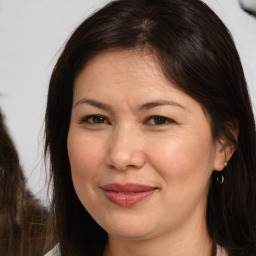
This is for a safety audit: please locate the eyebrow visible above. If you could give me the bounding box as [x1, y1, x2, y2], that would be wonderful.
[138, 100, 185, 111]
[73, 99, 112, 111]
[73, 98, 185, 111]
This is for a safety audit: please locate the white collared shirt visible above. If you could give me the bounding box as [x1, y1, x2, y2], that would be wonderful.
[44, 244, 228, 256]
[216, 245, 228, 256]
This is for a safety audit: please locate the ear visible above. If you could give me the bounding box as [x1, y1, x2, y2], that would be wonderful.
[213, 120, 238, 171]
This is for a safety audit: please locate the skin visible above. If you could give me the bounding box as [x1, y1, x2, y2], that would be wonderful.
[67, 49, 231, 256]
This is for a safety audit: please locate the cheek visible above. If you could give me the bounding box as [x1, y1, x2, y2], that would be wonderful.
[67, 132, 107, 210]
[146, 133, 215, 223]
[67, 132, 106, 193]
[146, 132, 215, 187]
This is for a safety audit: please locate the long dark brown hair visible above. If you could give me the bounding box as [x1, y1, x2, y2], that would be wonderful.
[45, 0, 256, 255]
[0, 109, 49, 255]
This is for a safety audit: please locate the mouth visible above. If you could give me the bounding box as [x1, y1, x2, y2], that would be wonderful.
[100, 183, 158, 207]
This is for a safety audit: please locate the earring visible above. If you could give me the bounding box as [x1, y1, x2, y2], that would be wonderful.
[216, 174, 224, 184]
[216, 162, 227, 184]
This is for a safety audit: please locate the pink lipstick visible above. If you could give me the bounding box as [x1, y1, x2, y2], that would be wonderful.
[101, 183, 157, 207]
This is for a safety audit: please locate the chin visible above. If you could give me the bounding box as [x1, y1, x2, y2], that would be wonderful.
[100, 213, 156, 240]
[107, 228, 153, 241]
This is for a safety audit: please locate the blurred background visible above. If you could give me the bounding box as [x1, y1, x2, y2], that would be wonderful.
[0, 0, 256, 205]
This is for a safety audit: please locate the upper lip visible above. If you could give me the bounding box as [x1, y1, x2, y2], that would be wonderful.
[101, 183, 157, 192]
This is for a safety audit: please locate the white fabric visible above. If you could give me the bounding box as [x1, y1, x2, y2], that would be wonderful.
[45, 244, 228, 256]
[216, 245, 228, 256]
[44, 245, 59, 256]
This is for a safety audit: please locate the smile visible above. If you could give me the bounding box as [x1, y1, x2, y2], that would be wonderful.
[101, 183, 157, 207]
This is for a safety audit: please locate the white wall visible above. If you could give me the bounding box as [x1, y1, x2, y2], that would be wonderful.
[0, 0, 256, 204]
[0, 0, 111, 203]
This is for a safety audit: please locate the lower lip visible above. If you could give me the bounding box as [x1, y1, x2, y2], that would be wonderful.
[102, 189, 156, 207]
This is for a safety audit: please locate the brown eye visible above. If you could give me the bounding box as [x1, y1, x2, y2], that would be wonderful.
[147, 116, 174, 125]
[153, 117, 168, 125]
[80, 115, 109, 124]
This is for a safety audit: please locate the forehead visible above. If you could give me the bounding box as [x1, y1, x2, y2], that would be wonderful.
[74, 50, 210, 117]
[75, 49, 166, 88]
[74, 49, 189, 105]
[75, 49, 190, 100]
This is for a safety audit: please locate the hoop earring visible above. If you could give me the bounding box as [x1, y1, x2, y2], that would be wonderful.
[216, 174, 224, 184]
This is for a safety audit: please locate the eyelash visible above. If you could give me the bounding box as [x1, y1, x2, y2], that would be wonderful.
[79, 115, 175, 126]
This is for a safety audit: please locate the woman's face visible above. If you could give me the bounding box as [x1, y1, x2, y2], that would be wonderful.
[68, 50, 226, 241]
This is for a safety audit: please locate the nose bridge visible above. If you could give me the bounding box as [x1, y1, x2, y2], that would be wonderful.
[106, 123, 145, 171]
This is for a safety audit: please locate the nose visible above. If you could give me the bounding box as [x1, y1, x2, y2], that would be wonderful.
[105, 125, 145, 171]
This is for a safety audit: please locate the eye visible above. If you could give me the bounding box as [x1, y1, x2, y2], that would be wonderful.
[146, 115, 175, 125]
[80, 115, 110, 125]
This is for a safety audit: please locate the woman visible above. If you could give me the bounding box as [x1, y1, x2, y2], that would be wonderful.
[45, 0, 256, 255]
[0, 109, 50, 255]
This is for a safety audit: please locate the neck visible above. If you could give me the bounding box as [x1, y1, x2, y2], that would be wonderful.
[104, 215, 212, 256]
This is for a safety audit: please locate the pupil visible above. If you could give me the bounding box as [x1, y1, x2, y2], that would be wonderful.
[94, 116, 104, 123]
[155, 117, 165, 124]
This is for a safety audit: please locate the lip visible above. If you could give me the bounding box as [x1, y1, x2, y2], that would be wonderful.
[100, 183, 157, 207]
